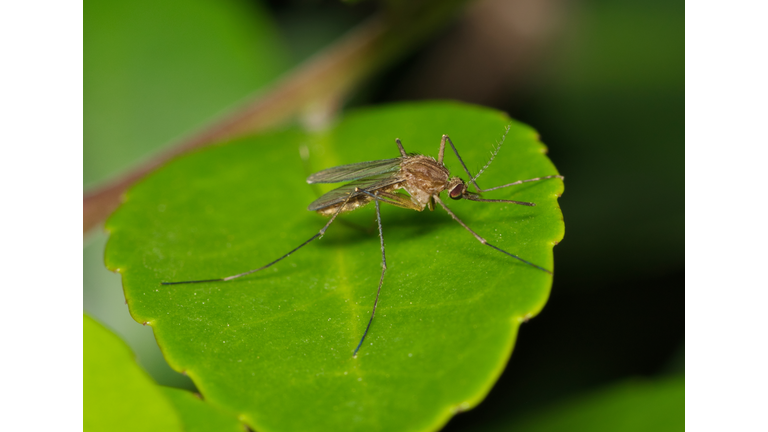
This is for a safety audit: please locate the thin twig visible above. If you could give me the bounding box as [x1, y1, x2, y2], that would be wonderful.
[84, 3, 469, 234]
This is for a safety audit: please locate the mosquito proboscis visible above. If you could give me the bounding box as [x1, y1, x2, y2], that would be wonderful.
[162, 126, 564, 357]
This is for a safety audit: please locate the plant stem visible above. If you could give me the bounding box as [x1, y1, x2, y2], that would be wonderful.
[84, 2, 468, 234]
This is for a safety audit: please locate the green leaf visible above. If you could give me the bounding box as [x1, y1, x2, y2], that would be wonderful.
[84, 0, 289, 187]
[105, 101, 564, 432]
[489, 376, 685, 432]
[162, 387, 244, 432]
[83, 314, 183, 432]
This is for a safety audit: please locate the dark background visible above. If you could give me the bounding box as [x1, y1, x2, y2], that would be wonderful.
[362, 1, 684, 429]
[84, 0, 684, 429]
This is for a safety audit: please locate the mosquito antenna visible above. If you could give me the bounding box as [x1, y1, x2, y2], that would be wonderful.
[353, 189, 387, 357]
[433, 195, 553, 275]
[470, 124, 510, 184]
[464, 194, 535, 207]
[161, 192, 356, 285]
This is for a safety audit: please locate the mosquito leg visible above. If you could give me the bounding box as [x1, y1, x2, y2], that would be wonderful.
[300, 146, 372, 233]
[161, 192, 357, 285]
[476, 175, 564, 193]
[464, 195, 536, 206]
[442, 135, 482, 191]
[437, 134, 446, 165]
[445, 127, 511, 189]
[443, 129, 563, 194]
[353, 189, 388, 357]
[433, 195, 553, 275]
[375, 190, 422, 211]
[396, 138, 407, 157]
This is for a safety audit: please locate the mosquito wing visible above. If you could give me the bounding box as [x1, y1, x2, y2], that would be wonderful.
[307, 174, 404, 211]
[306, 158, 402, 184]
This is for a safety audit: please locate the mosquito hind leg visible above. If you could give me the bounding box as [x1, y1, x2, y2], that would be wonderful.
[161, 192, 357, 285]
[433, 195, 553, 275]
[353, 190, 388, 357]
[375, 190, 422, 211]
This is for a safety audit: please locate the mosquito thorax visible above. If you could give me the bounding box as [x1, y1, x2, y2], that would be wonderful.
[447, 178, 467, 200]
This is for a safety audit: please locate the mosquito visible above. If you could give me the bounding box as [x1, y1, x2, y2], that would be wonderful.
[162, 126, 563, 357]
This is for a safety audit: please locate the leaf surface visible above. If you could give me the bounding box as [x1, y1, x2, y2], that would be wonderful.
[105, 101, 564, 432]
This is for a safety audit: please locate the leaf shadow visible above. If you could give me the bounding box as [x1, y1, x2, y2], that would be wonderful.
[314, 203, 538, 249]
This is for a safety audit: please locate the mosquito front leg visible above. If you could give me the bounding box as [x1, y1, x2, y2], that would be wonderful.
[433, 195, 553, 275]
[437, 134, 446, 165]
[477, 175, 564, 193]
[354, 189, 388, 357]
[161, 192, 356, 285]
[443, 129, 563, 194]
[442, 135, 482, 191]
[462, 195, 536, 206]
[396, 138, 407, 157]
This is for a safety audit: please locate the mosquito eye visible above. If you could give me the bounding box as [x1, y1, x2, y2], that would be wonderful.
[449, 184, 464, 200]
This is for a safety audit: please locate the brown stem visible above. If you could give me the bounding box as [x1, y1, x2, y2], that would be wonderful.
[84, 3, 468, 234]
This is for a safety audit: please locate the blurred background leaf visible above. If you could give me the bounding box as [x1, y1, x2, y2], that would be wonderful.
[84, 0, 289, 187]
[162, 387, 244, 432]
[83, 314, 183, 432]
[84, 314, 246, 431]
[482, 376, 684, 432]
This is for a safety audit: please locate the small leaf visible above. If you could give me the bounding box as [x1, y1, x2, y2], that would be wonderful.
[490, 376, 685, 432]
[106, 101, 564, 432]
[162, 387, 244, 432]
[83, 314, 183, 432]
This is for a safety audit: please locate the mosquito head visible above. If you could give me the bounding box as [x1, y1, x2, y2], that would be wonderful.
[447, 177, 467, 200]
